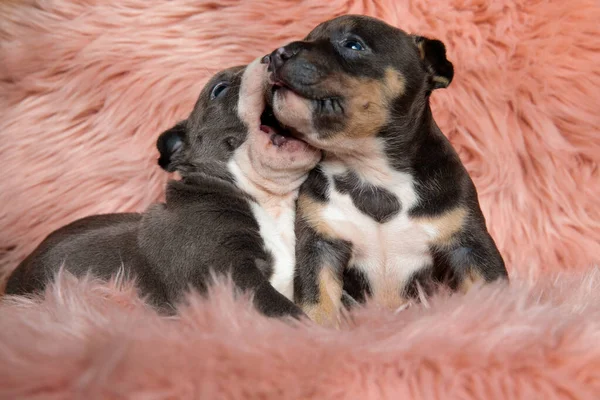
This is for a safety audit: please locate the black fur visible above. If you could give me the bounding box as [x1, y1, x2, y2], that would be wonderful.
[301, 166, 330, 202]
[156, 122, 186, 172]
[333, 171, 401, 223]
[341, 267, 372, 307]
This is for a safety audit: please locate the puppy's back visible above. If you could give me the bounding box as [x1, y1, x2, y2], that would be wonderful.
[5, 213, 143, 295]
[139, 174, 267, 297]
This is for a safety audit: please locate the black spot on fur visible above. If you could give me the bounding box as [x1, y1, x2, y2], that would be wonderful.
[333, 171, 400, 223]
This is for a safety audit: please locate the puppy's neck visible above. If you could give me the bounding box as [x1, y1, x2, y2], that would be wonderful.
[325, 103, 447, 183]
[178, 161, 235, 183]
[323, 139, 397, 186]
[227, 158, 305, 212]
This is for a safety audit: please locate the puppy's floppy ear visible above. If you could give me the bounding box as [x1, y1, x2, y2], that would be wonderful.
[156, 121, 186, 172]
[413, 36, 454, 90]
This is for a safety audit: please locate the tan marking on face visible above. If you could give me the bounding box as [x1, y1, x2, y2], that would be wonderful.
[272, 68, 404, 153]
[416, 40, 426, 60]
[414, 207, 468, 248]
[297, 193, 339, 240]
[432, 76, 450, 87]
[324, 67, 406, 140]
[459, 269, 485, 294]
[303, 266, 343, 327]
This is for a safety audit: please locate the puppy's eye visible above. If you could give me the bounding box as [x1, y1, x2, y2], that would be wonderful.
[342, 40, 365, 51]
[210, 82, 229, 100]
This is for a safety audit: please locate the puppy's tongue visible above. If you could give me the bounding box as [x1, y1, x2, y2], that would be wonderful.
[271, 133, 288, 146]
[260, 124, 289, 147]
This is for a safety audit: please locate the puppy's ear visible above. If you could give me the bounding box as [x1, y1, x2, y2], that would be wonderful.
[413, 36, 454, 90]
[156, 121, 186, 172]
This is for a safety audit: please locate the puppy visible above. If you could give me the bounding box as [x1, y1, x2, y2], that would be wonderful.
[263, 15, 508, 324]
[5, 59, 321, 318]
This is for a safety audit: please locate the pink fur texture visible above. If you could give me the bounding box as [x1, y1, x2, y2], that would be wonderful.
[1, 0, 599, 278]
[1, 270, 600, 399]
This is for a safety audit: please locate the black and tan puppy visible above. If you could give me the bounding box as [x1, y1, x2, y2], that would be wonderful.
[5, 59, 321, 318]
[263, 15, 508, 324]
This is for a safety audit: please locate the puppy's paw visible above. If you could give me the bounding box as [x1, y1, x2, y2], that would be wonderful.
[305, 303, 342, 329]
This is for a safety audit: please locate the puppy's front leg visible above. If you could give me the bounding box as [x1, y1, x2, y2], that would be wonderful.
[414, 205, 508, 293]
[232, 260, 306, 319]
[302, 262, 343, 327]
[294, 216, 352, 327]
[438, 227, 508, 293]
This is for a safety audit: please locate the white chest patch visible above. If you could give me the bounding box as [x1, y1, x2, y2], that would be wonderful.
[248, 201, 296, 300]
[321, 163, 435, 306]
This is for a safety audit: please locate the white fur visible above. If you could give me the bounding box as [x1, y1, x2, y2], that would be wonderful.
[319, 146, 439, 305]
[248, 202, 296, 300]
[227, 159, 296, 300]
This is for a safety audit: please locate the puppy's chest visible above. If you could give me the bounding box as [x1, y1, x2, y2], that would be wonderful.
[249, 200, 296, 300]
[318, 166, 435, 288]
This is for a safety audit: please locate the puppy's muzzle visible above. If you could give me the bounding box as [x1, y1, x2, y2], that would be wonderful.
[264, 45, 298, 73]
[262, 42, 320, 89]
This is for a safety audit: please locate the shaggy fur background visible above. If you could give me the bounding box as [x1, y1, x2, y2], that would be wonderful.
[2, 271, 600, 399]
[1, 0, 599, 398]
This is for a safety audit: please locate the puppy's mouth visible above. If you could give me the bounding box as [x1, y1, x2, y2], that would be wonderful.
[269, 75, 319, 100]
[260, 104, 302, 148]
[269, 75, 343, 115]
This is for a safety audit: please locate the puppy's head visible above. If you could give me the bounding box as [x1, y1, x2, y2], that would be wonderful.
[263, 15, 453, 153]
[157, 60, 321, 194]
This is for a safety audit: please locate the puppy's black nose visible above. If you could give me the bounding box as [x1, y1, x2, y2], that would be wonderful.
[276, 45, 298, 61]
[267, 43, 302, 72]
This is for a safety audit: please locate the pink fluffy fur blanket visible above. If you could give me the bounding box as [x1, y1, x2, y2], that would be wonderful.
[1, 0, 599, 398]
[0, 270, 599, 399]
